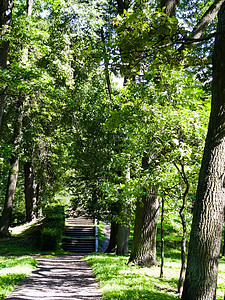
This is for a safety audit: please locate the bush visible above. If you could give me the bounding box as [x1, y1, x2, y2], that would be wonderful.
[43, 215, 65, 231]
[44, 205, 65, 217]
[41, 205, 65, 251]
[40, 228, 62, 251]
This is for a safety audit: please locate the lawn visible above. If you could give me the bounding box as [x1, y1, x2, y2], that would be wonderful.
[85, 253, 225, 300]
[0, 256, 37, 299]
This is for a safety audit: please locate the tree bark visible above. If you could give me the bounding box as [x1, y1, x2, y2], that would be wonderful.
[191, 0, 225, 40]
[182, 4, 225, 299]
[105, 221, 118, 253]
[128, 185, 159, 267]
[128, 152, 159, 267]
[116, 222, 130, 255]
[160, 0, 179, 17]
[0, 99, 23, 236]
[24, 162, 36, 222]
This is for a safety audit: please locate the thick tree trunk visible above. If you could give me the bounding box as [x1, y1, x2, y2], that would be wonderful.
[0, 155, 19, 236]
[116, 221, 130, 255]
[0, 99, 23, 236]
[128, 186, 159, 267]
[24, 162, 35, 222]
[0, 0, 13, 68]
[182, 5, 225, 299]
[105, 221, 118, 253]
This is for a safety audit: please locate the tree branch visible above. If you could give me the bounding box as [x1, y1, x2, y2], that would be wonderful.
[191, 0, 225, 40]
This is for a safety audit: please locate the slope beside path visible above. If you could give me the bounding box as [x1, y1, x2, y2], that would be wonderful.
[5, 255, 102, 300]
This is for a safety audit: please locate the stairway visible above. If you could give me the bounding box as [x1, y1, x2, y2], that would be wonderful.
[62, 216, 98, 253]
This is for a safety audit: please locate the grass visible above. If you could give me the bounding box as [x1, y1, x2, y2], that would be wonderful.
[85, 253, 225, 300]
[0, 218, 68, 299]
[0, 218, 224, 300]
[0, 256, 37, 299]
[0, 218, 68, 256]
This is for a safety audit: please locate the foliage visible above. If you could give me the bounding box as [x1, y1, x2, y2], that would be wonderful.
[41, 205, 65, 250]
[41, 228, 62, 251]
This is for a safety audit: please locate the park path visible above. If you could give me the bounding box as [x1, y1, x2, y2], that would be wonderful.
[5, 255, 102, 300]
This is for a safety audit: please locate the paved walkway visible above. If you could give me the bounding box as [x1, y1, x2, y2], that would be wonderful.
[5, 255, 102, 300]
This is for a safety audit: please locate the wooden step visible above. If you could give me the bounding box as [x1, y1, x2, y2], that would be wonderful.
[66, 216, 95, 226]
[64, 226, 95, 237]
[62, 238, 96, 253]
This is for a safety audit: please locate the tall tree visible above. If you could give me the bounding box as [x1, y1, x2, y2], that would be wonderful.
[0, 0, 13, 130]
[0, 0, 32, 236]
[0, 99, 23, 236]
[128, 154, 159, 267]
[182, 3, 225, 299]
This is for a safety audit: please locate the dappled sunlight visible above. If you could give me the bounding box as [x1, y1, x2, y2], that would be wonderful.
[5, 255, 101, 300]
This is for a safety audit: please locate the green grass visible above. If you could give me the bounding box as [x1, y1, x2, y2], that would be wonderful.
[85, 254, 225, 300]
[0, 256, 37, 299]
[0, 218, 69, 256]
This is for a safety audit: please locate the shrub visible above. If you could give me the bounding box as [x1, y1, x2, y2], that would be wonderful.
[43, 215, 65, 231]
[41, 205, 65, 251]
[40, 228, 62, 251]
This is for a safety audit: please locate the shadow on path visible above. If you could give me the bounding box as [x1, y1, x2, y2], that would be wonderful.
[5, 255, 102, 300]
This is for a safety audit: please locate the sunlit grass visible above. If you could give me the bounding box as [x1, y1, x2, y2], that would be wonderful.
[85, 254, 225, 300]
[0, 256, 37, 299]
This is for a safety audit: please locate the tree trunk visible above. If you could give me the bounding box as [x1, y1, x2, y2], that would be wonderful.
[182, 5, 225, 299]
[100, 28, 112, 101]
[0, 0, 13, 130]
[160, 0, 179, 17]
[24, 162, 35, 222]
[128, 185, 159, 267]
[160, 196, 165, 278]
[178, 175, 189, 294]
[105, 221, 118, 253]
[35, 183, 42, 217]
[0, 0, 13, 68]
[0, 99, 23, 236]
[116, 221, 130, 255]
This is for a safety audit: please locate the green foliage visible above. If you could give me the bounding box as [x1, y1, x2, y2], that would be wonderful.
[41, 228, 62, 251]
[41, 205, 65, 251]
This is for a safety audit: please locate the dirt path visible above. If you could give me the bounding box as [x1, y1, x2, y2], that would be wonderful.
[5, 255, 102, 300]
